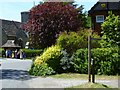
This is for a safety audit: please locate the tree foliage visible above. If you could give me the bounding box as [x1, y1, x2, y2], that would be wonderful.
[24, 2, 83, 49]
[101, 12, 120, 47]
[57, 29, 100, 55]
[24, 2, 88, 48]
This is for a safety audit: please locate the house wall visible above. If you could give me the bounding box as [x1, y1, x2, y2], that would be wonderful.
[90, 10, 120, 35]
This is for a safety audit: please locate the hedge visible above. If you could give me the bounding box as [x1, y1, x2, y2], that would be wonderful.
[0, 48, 3, 57]
[73, 47, 119, 75]
[30, 47, 119, 76]
[21, 49, 43, 58]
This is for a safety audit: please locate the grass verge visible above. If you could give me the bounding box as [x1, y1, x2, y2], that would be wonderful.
[65, 83, 120, 90]
[50, 73, 118, 80]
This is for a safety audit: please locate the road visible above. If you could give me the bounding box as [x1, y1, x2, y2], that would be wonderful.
[0, 58, 33, 89]
[0, 58, 119, 89]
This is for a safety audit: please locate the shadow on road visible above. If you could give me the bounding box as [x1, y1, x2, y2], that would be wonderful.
[0, 69, 35, 81]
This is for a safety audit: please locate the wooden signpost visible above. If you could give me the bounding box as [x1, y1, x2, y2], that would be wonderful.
[88, 35, 101, 83]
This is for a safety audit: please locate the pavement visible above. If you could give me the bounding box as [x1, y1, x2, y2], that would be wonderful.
[0, 58, 119, 89]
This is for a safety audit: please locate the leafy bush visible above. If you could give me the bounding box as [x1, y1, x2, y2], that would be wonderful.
[0, 49, 6, 57]
[21, 49, 43, 58]
[101, 12, 120, 47]
[29, 63, 55, 76]
[57, 30, 101, 54]
[60, 50, 74, 72]
[72, 49, 88, 74]
[34, 45, 63, 73]
[92, 47, 119, 75]
[0, 48, 3, 57]
[72, 48, 119, 75]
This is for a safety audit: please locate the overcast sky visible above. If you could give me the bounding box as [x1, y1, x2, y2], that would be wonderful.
[0, 0, 98, 22]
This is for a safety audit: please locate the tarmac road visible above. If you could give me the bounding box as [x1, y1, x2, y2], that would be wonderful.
[0, 58, 119, 89]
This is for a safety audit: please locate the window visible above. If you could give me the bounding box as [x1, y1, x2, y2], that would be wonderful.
[96, 15, 104, 23]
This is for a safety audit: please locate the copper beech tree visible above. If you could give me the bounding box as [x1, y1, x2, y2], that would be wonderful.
[24, 2, 83, 49]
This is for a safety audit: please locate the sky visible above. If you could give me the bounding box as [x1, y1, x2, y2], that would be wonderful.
[0, 0, 98, 22]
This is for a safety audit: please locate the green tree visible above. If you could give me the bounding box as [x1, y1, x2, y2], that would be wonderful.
[101, 12, 120, 47]
[57, 29, 100, 55]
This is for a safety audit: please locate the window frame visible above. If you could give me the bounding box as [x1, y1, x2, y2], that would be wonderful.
[96, 15, 104, 23]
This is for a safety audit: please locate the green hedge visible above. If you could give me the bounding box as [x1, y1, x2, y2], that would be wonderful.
[0, 48, 5, 57]
[21, 49, 43, 58]
[92, 48, 119, 75]
[0, 48, 3, 57]
[73, 47, 119, 75]
[30, 47, 119, 76]
[0, 49, 43, 58]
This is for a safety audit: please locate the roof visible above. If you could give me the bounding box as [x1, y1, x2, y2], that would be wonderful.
[1, 19, 22, 36]
[1, 40, 21, 48]
[88, 0, 120, 14]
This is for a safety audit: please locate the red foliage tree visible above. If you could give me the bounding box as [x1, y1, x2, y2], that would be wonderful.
[24, 2, 81, 49]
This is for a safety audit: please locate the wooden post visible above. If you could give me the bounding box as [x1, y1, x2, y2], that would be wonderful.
[92, 58, 95, 83]
[88, 35, 91, 82]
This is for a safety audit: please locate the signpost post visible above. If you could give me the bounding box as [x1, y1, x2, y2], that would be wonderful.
[88, 35, 91, 82]
[88, 35, 101, 83]
[91, 58, 95, 83]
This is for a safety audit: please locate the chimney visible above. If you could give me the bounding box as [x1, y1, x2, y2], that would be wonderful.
[21, 11, 29, 23]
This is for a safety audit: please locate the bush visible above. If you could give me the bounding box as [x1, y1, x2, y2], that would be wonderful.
[72, 49, 88, 74]
[101, 12, 120, 47]
[21, 49, 43, 58]
[57, 30, 101, 54]
[92, 47, 119, 75]
[60, 50, 74, 72]
[34, 45, 63, 74]
[0, 49, 6, 58]
[29, 63, 55, 76]
[0, 48, 3, 57]
[72, 47, 119, 75]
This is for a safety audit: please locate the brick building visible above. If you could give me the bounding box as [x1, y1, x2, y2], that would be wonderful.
[88, 0, 120, 34]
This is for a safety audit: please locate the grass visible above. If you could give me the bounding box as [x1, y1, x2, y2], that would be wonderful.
[50, 73, 118, 80]
[65, 82, 111, 89]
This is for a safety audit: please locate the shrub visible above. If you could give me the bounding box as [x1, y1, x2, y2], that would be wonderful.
[0, 48, 5, 57]
[34, 45, 63, 73]
[21, 49, 43, 58]
[0, 48, 3, 57]
[57, 30, 101, 54]
[29, 63, 55, 76]
[72, 47, 119, 75]
[60, 50, 74, 72]
[92, 47, 119, 75]
[72, 49, 88, 74]
[101, 12, 120, 47]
